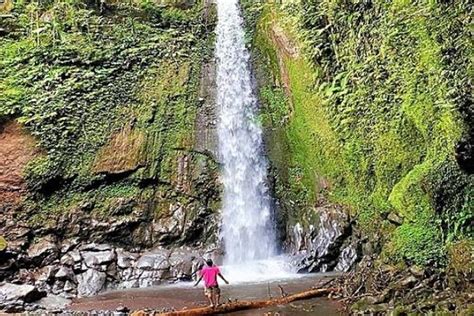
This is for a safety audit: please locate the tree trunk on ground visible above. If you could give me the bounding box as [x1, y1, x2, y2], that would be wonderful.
[149, 287, 339, 316]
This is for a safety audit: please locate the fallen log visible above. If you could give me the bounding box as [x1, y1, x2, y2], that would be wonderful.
[156, 287, 340, 315]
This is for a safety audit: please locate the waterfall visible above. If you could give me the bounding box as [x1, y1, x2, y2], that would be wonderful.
[215, 0, 277, 265]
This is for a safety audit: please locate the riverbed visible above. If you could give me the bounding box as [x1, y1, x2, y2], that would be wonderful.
[69, 274, 343, 315]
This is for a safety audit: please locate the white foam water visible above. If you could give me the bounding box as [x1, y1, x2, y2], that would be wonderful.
[221, 257, 301, 284]
[215, 0, 294, 282]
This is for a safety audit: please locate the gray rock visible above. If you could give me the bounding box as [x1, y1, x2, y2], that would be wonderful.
[60, 254, 75, 266]
[169, 249, 196, 280]
[27, 237, 58, 265]
[310, 208, 349, 258]
[0, 283, 45, 303]
[136, 250, 170, 271]
[77, 269, 107, 297]
[64, 280, 76, 293]
[116, 249, 136, 269]
[60, 239, 79, 254]
[136, 255, 155, 270]
[387, 212, 403, 225]
[153, 204, 186, 240]
[35, 265, 58, 283]
[116, 305, 129, 312]
[137, 270, 163, 287]
[51, 281, 65, 295]
[68, 250, 82, 263]
[106, 262, 119, 280]
[82, 250, 116, 266]
[3, 302, 25, 313]
[80, 243, 112, 252]
[3, 226, 30, 252]
[294, 206, 351, 273]
[291, 223, 305, 252]
[335, 242, 359, 272]
[55, 266, 75, 280]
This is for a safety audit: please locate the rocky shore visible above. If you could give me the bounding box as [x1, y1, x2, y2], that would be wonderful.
[0, 202, 360, 313]
[0, 240, 219, 313]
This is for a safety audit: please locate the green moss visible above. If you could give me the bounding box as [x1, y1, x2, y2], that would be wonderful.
[387, 217, 446, 266]
[2, 0, 218, 220]
[249, 0, 472, 266]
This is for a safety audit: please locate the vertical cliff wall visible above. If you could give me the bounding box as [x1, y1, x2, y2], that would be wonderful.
[244, 0, 472, 269]
[0, 0, 220, 250]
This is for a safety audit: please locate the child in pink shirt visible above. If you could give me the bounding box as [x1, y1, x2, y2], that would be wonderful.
[194, 259, 229, 307]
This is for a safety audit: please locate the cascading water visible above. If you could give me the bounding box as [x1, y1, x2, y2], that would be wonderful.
[216, 0, 276, 264]
[215, 0, 294, 282]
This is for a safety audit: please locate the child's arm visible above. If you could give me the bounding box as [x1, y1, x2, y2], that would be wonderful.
[218, 273, 229, 284]
[194, 275, 203, 286]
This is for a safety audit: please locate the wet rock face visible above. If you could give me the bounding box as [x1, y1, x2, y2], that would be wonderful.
[288, 206, 360, 273]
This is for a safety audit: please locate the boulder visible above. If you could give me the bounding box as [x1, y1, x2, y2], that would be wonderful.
[60, 239, 79, 254]
[153, 204, 186, 243]
[35, 265, 58, 283]
[294, 206, 352, 273]
[169, 251, 195, 280]
[27, 237, 59, 266]
[3, 226, 30, 252]
[82, 250, 116, 266]
[116, 249, 136, 269]
[68, 250, 82, 263]
[51, 280, 65, 295]
[77, 269, 107, 297]
[0, 283, 45, 303]
[335, 242, 359, 272]
[55, 266, 75, 280]
[136, 249, 170, 271]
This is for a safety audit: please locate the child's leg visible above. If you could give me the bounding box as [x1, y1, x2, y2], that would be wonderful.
[215, 287, 221, 306]
[205, 289, 214, 307]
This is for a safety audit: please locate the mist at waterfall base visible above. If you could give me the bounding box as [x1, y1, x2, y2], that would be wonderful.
[215, 0, 296, 283]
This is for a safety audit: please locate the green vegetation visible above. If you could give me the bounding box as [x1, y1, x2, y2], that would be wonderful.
[246, 0, 473, 266]
[1, 0, 217, 218]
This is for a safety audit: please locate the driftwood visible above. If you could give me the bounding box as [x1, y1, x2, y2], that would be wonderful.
[155, 287, 339, 315]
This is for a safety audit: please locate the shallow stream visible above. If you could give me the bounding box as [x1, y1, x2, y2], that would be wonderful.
[69, 274, 343, 315]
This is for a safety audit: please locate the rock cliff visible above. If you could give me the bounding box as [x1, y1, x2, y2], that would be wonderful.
[1, 0, 222, 310]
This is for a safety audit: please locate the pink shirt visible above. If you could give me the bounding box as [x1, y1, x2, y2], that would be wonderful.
[200, 266, 220, 288]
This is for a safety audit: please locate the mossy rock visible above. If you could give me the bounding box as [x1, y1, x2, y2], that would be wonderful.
[0, 236, 7, 251]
